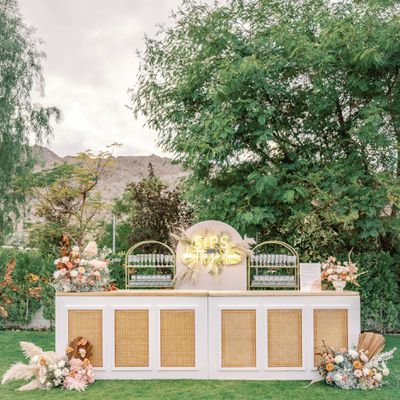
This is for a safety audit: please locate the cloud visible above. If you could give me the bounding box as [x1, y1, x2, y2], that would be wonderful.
[19, 0, 182, 157]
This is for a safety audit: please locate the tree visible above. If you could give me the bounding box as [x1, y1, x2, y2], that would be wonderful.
[132, 0, 400, 259]
[100, 164, 192, 252]
[0, 0, 61, 242]
[16, 150, 111, 254]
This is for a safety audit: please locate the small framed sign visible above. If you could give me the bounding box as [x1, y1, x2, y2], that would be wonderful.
[300, 263, 321, 291]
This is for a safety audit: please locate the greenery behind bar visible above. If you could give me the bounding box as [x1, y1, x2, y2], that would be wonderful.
[1, 0, 400, 332]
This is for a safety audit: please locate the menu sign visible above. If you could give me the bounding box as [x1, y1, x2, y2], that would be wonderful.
[300, 263, 321, 291]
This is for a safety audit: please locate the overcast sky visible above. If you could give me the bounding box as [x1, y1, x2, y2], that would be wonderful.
[19, 0, 184, 157]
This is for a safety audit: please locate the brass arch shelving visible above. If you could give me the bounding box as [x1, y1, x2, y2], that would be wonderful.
[125, 240, 176, 289]
[247, 240, 300, 290]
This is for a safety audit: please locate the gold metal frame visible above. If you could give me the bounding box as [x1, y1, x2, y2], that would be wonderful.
[125, 240, 176, 290]
[247, 240, 300, 290]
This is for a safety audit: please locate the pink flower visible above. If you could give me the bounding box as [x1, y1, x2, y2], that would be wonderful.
[89, 260, 107, 270]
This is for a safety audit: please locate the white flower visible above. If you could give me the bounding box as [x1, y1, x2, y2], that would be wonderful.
[354, 369, 363, 378]
[70, 270, 78, 278]
[382, 367, 389, 376]
[348, 349, 359, 359]
[333, 373, 343, 382]
[79, 348, 86, 357]
[57, 360, 65, 368]
[72, 246, 80, 253]
[360, 353, 369, 362]
[53, 271, 60, 279]
[327, 268, 333, 274]
[374, 372, 382, 382]
[48, 363, 56, 371]
[54, 259, 61, 265]
[61, 256, 70, 263]
[78, 266, 85, 274]
[54, 368, 62, 378]
[80, 259, 89, 266]
[363, 367, 371, 376]
[83, 241, 98, 258]
[31, 355, 39, 364]
[334, 355, 344, 364]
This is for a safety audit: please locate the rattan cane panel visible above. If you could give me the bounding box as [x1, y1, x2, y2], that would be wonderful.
[314, 309, 348, 366]
[68, 310, 103, 367]
[160, 309, 195, 367]
[221, 310, 256, 368]
[114, 310, 149, 367]
[267, 309, 302, 367]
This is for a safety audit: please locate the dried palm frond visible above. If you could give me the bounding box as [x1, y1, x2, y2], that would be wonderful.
[357, 332, 385, 358]
[67, 337, 93, 361]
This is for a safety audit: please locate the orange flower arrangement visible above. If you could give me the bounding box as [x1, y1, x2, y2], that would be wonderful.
[353, 360, 362, 369]
[326, 363, 334, 371]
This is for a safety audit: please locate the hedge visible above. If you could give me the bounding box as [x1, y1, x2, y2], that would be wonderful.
[1, 249, 399, 333]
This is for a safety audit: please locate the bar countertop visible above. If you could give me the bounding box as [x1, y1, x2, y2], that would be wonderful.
[56, 290, 359, 297]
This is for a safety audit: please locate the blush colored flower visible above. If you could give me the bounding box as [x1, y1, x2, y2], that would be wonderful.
[354, 369, 363, 378]
[83, 241, 98, 258]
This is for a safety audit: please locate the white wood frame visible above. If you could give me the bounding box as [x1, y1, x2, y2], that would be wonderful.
[56, 292, 360, 380]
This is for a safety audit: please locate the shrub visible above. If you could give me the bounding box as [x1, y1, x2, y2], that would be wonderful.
[347, 252, 400, 334]
[0, 248, 55, 327]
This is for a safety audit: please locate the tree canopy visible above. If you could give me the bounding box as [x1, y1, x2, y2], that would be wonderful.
[0, 0, 60, 242]
[132, 0, 400, 259]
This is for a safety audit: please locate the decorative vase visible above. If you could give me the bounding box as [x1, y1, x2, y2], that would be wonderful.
[332, 280, 346, 292]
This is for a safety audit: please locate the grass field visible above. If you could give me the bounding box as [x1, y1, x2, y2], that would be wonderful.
[0, 331, 398, 400]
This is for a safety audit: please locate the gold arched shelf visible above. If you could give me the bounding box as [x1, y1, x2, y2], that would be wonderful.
[247, 240, 300, 290]
[125, 240, 176, 289]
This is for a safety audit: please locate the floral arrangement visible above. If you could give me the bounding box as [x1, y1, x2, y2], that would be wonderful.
[172, 229, 255, 284]
[317, 343, 396, 390]
[1, 338, 94, 391]
[53, 234, 112, 292]
[321, 255, 362, 286]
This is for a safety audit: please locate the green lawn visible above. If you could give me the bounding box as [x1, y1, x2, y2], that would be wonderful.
[0, 331, 398, 400]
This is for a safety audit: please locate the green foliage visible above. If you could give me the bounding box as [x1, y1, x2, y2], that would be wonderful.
[15, 150, 111, 254]
[0, 0, 60, 241]
[351, 252, 400, 333]
[0, 248, 54, 327]
[100, 164, 192, 253]
[133, 0, 400, 258]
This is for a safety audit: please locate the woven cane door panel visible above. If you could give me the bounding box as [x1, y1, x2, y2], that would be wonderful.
[114, 310, 149, 367]
[221, 310, 256, 368]
[68, 310, 103, 367]
[267, 309, 302, 367]
[314, 309, 348, 366]
[160, 309, 195, 367]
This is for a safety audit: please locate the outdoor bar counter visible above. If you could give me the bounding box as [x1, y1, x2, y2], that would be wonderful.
[55, 290, 360, 380]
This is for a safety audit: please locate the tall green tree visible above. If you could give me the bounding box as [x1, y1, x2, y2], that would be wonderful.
[133, 0, 400, 259]
[100, 164, 192, 253]
[16, 150, 111, 254]
[0, 0, 60, 242]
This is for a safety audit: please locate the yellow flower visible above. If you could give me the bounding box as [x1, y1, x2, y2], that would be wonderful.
[353, 360, 362, 369]
[326, 363, 334, 372]
[29, 273, 40, 282]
